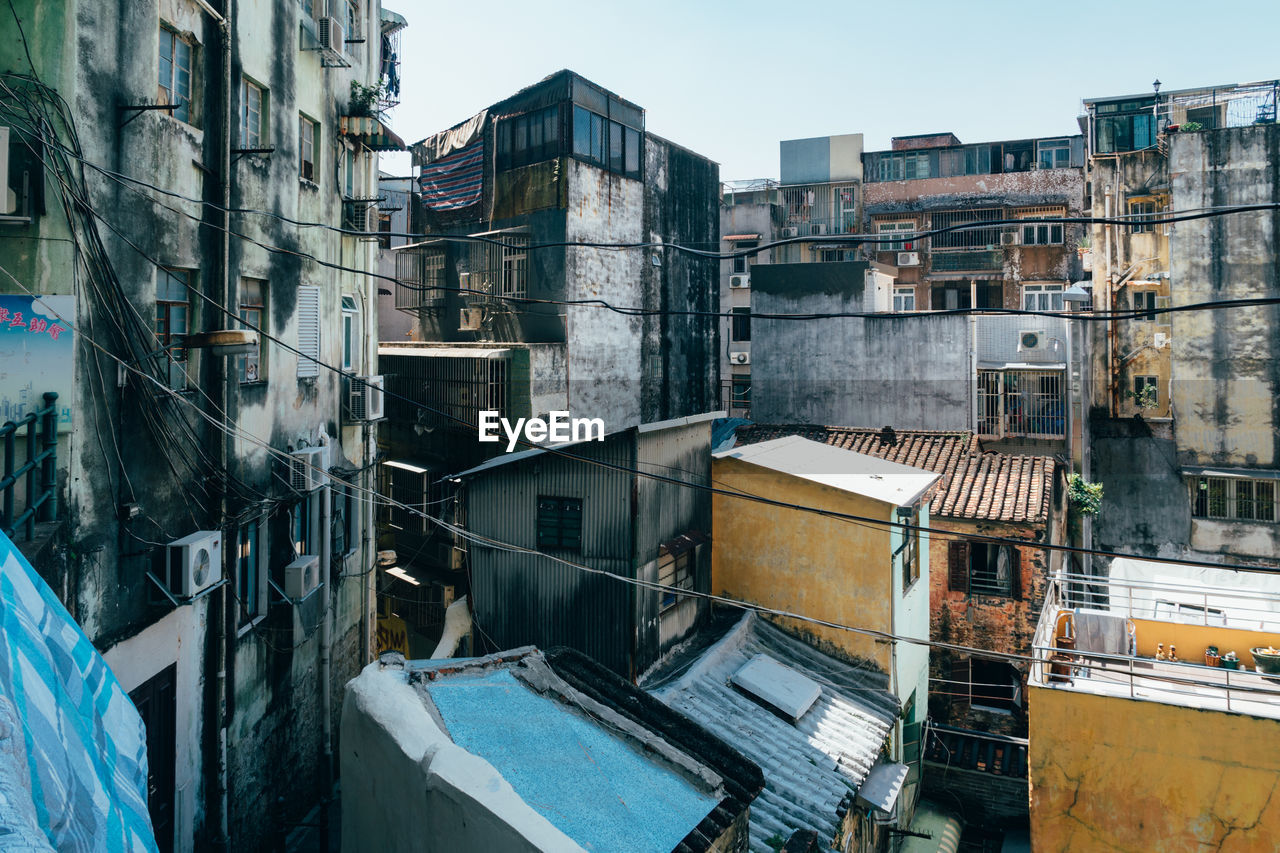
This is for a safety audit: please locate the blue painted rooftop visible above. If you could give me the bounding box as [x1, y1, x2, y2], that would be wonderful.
[428, 668, 718, 853]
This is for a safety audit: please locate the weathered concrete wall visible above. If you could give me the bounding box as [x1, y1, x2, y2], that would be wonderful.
[340, 661, 586, 853]
[1169, 125, 1280, 469]
[1090, 416, 1190, 557]
[719, 201, 776, 388]
[922, 763, 1028, 827]
[751, 264, 973, 428]
[1029, 685, 1280, 852]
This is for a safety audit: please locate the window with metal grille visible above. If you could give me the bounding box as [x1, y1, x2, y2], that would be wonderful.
[468, 234, 530, 299]
[1189, 476, 1277, 522]
[876, 220, 916, 251]
[395, 247, 447, 310]
[537, 497, 582, 552]
[158, 26, 194, 124]
[236, 518, 265, 627]
[976, 368, 1065, 439]
[948, 541, 1021, 599]
[659, 550, 693, 610]
[931, 208, 1003, 250]
[899, 507, 919, 592]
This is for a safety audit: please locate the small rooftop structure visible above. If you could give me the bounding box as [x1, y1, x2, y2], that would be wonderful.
[646, 612, 904, 853]
[342, 646, 763, 853]
[713, 435, 939, 508]
[731, 425, 1054, 524]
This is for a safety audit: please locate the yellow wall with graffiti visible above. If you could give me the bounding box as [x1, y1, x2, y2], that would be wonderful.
[1029, 685, 1280, 851]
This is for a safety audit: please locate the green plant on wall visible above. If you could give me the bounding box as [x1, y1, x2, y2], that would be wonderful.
[1124, 383, 1158, 410]
[1067, 473, 1104, 516]
[349, 80, 382, 117]
[1179, 121, 1204, 132]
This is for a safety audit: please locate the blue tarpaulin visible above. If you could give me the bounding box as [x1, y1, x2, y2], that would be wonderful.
[0, 529, 156, 852]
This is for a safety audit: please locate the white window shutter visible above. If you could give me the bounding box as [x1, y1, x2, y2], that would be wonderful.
[297, 285, 321, 377]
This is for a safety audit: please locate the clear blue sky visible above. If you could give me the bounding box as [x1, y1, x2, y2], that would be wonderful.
[384, 0, 1280, 180]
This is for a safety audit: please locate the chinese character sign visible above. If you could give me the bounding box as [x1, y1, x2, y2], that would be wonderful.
[0, 295, 74, 432]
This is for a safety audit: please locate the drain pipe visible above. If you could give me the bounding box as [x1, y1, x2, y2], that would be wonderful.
[320, 479, 334, 849]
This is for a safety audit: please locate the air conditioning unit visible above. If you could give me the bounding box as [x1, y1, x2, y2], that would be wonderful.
[342, 200, 369, 231]
[166, 531, 222, 598]
[284, 554, 321, 600]
[808, 223, 828, 236]
[1018, 329, 1045, 352]
[317, 16, 344, 52]
[1153, 332, 1168, 348]
[897, 252, 920, 267]
[729, 274, 750, 289]
[1000, 230, 1019, 246]
[781, 226, 799, 238]
[289, 445, 330, 491]
[729, 351, 750, 365]
[459, 307, 483, 331]
[346, 374, 385, 421]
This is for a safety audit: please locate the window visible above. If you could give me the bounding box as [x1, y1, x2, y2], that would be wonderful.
[948, 541, 1020, 598]
[344, 0, 359, 55]
[899, 507, 919, 592]
[1022, 283, 1064, 312]
[1020, 222, 1064, 245]
[240, 77, 266, 149]
[238, 279, 266, 383]
[467, 234, 529, 299]
[1190, 476, 1278, 522]
[1036, 138, 1072, 170]
[1133, 375, 1159, 407]
[953, 658, 1022, 714]
[496, 104, 563, 171]
[876, 221, 916, 251]
[1132, 290, 1158, 322]
[331, 483, 357, 557]
[730, 241, 757, 274]
[395, 247, 447, 310]
[341, 294, 358, 372]
[291, 495, 315, 556]
[894, 286, 915, 312]
[158, 27, 194, 124]
[731, 307, 751, 342]
[296, 284, 320, 378]
[236, 518, 266, 627]
[571, 105, 641, 180]
[730, 378, 751, 408]
[658, 549, 693, 610]
[536, 496, 582, 552]
[342, 146, 357, 198]
[299, 114, 318, 182]
[876, 152, 930, 182]
[1094, 99, 1156, 153]
[156, 268, 191, 389]
[1129, 200, 1158, 233]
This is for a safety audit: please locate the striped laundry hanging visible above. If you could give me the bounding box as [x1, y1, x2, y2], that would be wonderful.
[418, 139, 484, 211]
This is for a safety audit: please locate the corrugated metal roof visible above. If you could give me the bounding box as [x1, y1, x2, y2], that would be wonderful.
[734, 425, 1055, 525]
[854, 762, 908, 814]
[377, 345, 511, 358]
[650, 613, 897, 853]
[715, 435, 940, 507]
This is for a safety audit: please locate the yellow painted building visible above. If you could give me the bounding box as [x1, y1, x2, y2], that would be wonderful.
[1028, 563, 1280, 851]
[711, 435, 939, 762]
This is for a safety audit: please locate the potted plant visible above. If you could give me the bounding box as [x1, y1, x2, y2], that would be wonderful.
[1221, 651, 1240, 670]
[1251, 646, 1280, 675]
[1205, 646, 1220, 667]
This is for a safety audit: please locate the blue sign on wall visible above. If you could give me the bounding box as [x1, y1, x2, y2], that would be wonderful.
[0, 295, 74, 430]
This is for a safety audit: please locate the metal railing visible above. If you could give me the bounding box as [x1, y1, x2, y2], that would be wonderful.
[1159, 81, 1279, 130]
[1, 392, 59, 542]
[924, 723, 1028, 779]
[977, 369, 1065, 439]
[930, 250, 1004, 272]
[1054, 570, 1280, 630]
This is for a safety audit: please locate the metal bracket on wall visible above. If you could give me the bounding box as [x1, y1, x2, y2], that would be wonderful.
[118, 103, 180, 130]
[144, 572, 229, 607]
[233, 147, 276, 164]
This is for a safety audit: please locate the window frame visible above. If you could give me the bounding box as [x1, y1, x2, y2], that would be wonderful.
[1022, 283, 1065, 312]
[236, 515, 268, 631]
[536, 496, 583, 552]
[1036, 138, 1072, 170]
[1128, 200, 1158, 233]
[899, 507, 920, 592]
[291, 491, 321, 557]
[156, 268, 193, 390]
[948, 540, 1021, 599]
[570, 104, 642, 180]
[341, 294, 359, 372]
[876, 220, 917, 251]
[1132, 289, 1158, 322]
[238, 278, 266, 383]
[240, 76, 267, 149]
[1189, 475, 1278, 522]
[158, 26, 194, 124]
[730, 307, 751, 343]
[659, 548, 694, 611]
[893, 286, 916, 313]
[1020, 222, 1065, 246]
[299, 113, 318, 183]
[730, 240, 757, 275]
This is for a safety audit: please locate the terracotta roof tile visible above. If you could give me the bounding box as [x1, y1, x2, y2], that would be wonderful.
[733, 424, 1056, 525]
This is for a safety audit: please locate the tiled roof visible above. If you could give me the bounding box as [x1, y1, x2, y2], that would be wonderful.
[733, 425, 1055, 525]
[648, 613, 899, 853]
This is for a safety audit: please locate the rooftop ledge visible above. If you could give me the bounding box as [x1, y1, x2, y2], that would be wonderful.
[1030, 569, 1280, 719]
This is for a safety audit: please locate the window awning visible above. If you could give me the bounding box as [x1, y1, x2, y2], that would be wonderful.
[854, 761, 909, 815]
[659, 530, 709, 558]
[1184, 466, 1280, 481]
[724, 233, 761, 242]
[340, 115, 406, 152]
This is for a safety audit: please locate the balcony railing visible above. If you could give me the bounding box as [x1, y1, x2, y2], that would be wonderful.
[930, 250, 1004, 272]
[1, 392, 59, 542]
[978, 368, 1065, 440]
[924, 723, 1028, 779]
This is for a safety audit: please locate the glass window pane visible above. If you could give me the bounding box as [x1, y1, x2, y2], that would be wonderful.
[609, 121, 623, 172]
[625, 127, 640, 176]
[590, 113, 605, 162]
[572, 105, 591, 157]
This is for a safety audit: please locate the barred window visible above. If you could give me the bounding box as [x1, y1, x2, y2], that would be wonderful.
[1190, 476, 1277, 522]
[537, 496, 582, 552]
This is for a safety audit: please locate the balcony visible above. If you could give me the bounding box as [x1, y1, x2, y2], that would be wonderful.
[924, 723, 1027, 779]
[1031, 568, 1280, 719]
[930, 250, 1004, 272]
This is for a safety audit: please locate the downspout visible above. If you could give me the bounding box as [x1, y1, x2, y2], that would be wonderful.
[320, 482, 333, 849]
[1104, 185, 1116, 416]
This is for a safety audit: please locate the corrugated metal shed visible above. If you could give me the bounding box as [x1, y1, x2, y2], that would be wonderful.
[650, 613, 899, 853]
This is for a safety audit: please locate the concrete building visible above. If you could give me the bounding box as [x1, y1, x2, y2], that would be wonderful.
[1082, 81, 1280, 563]
[447, 413, 719, 680]
[646, 611, 909, 853]
[709, 435, 938, 813]
[773, 133, 864, 264]
[0, 1, 404, 848]
[341, 646, 763, 853]
[386, 70, 720, 472]
[1028, 559, 1280, 850]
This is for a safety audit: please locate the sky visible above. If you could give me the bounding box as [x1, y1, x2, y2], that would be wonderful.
[383, 0, 1280, 180]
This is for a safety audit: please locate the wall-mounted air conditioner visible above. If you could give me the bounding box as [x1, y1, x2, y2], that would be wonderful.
[1153, 332, 1168, 348]
[1000, 231, 1019, 246]
[808, 223, 828, 236]
[166, 531, 222, 598]
[729, 351, 750, 365]
[459, 308, 483, 331]
[289, 445, 330, 491]
[317, 16, 344, 52]
[781, 226, 799, 238]
[284, 554, 321, 600]
[897, 252, 920, 267]
[1018, 329, 1045, 352]
[346, 374, 385, 422]
[729, 274, 750, 289]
